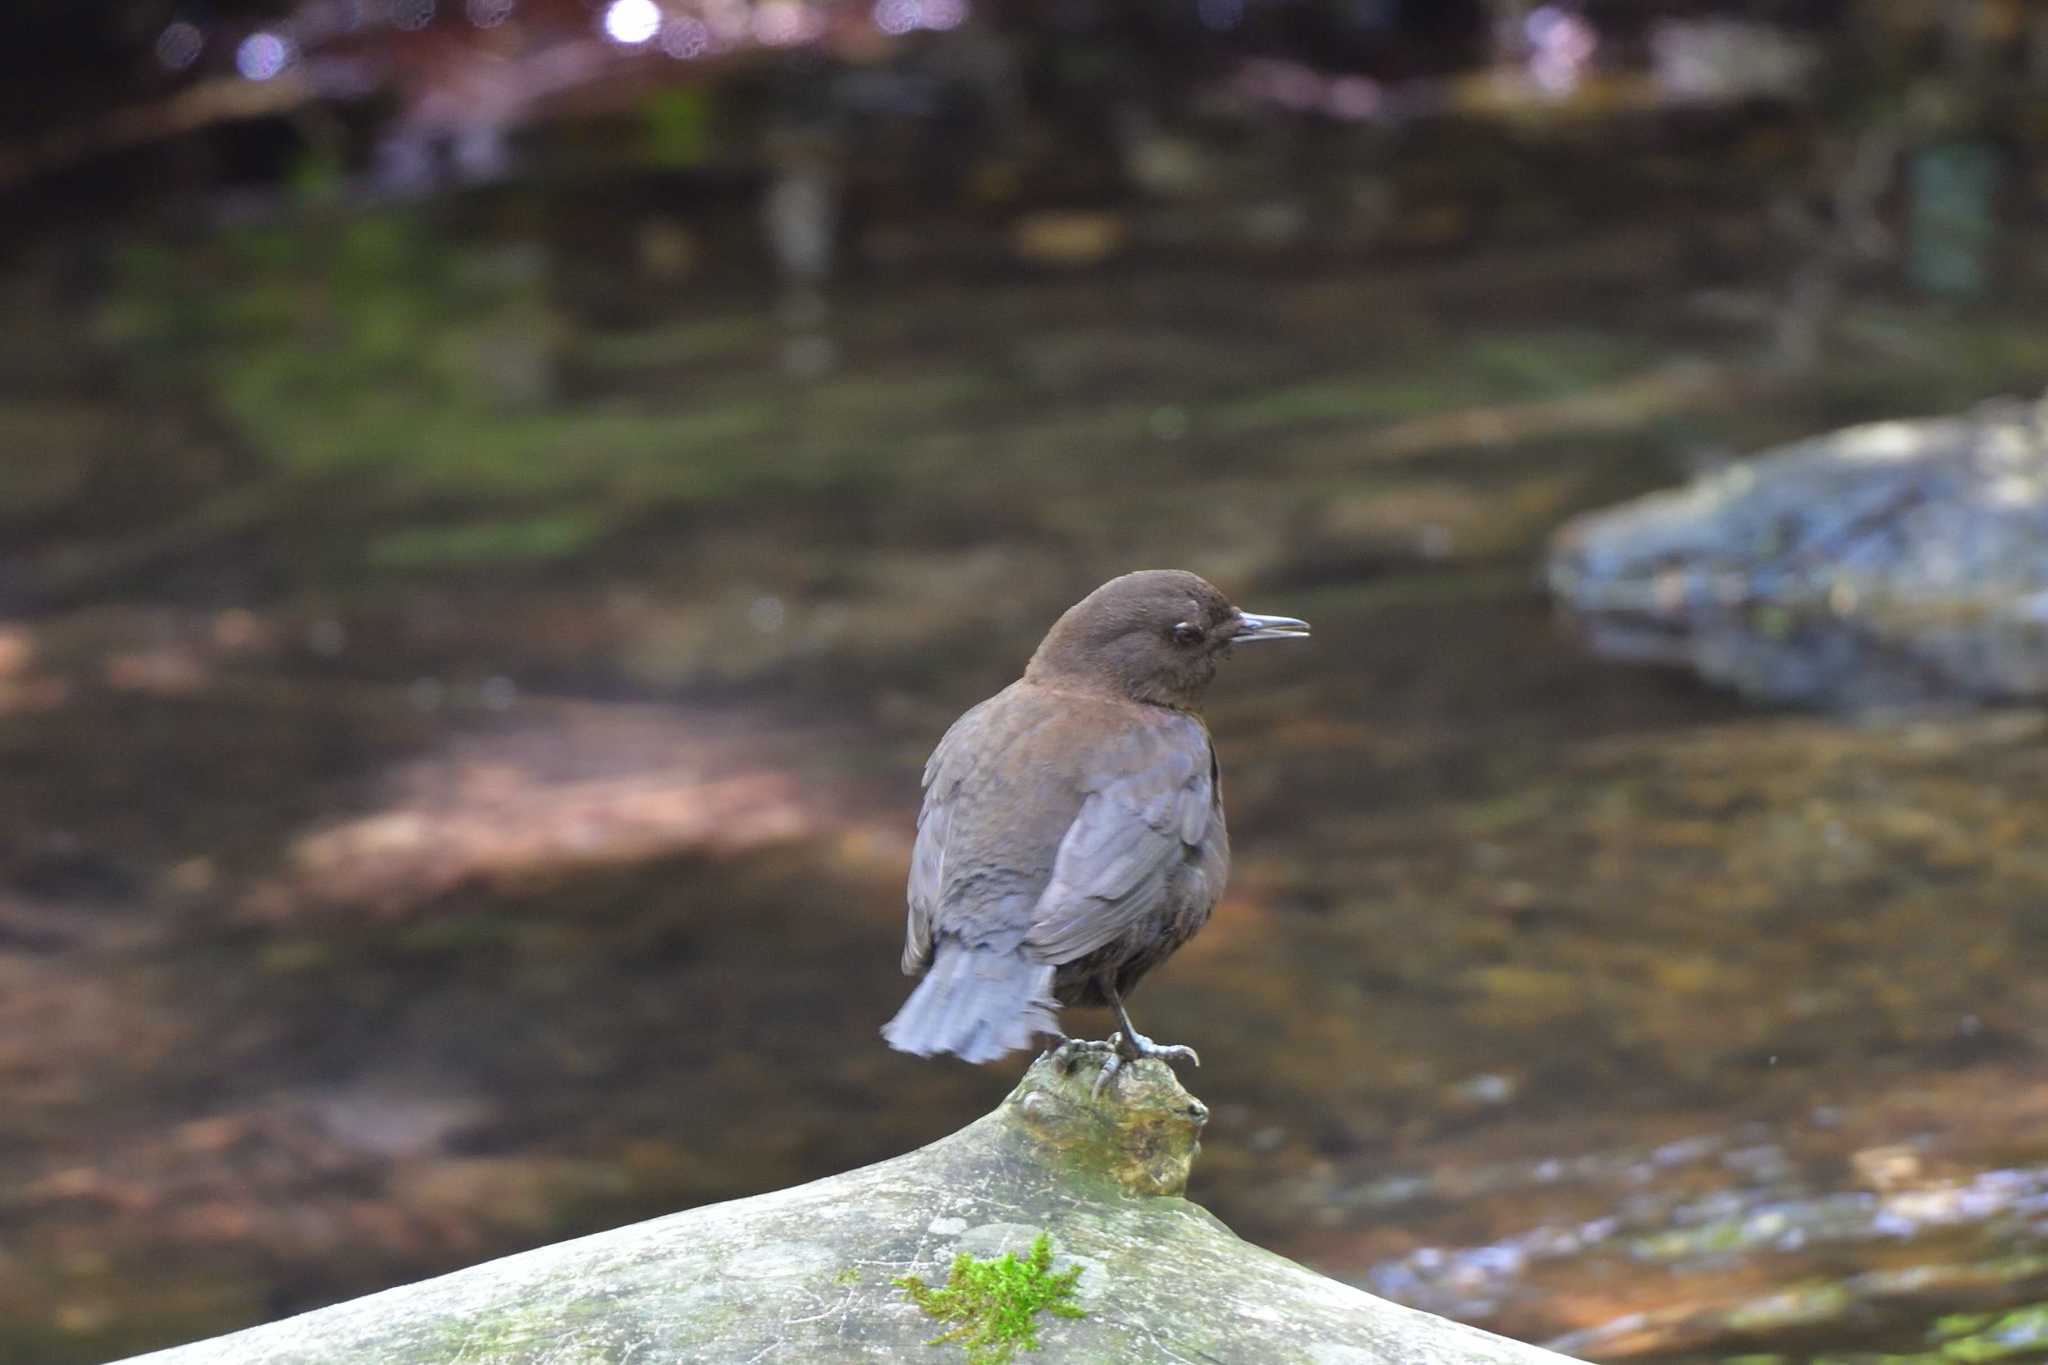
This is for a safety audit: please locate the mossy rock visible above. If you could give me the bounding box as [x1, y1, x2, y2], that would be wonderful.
[120, 1049, 1572, 1365]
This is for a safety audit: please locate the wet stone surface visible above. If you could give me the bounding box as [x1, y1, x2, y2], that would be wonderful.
[1549, 399, 2048, 709]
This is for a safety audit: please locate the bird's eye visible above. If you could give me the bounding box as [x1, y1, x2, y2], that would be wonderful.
[1171, 622, 1204, 646]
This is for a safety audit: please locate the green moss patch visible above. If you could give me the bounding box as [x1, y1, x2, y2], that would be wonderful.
[1925, 1301, 2048, 1361]
[892, 1233, 1085, 1365]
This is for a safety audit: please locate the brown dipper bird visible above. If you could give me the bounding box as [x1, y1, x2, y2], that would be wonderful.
[883, 570, 1309, 1080]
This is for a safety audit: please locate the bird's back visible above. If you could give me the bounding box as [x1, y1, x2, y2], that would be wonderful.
[908, 683, 1093, 954]
[885, 680, 1226, 1059]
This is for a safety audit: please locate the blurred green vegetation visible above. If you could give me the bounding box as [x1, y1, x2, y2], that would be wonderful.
[97, 213, 910, 568]
[1209, 330, 1642, 434]
[82, 200, 2048, 594]
[1718, 1297, 2048, 1363]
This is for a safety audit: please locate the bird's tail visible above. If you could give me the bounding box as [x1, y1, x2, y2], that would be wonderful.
[882, 943, 1059, 1064]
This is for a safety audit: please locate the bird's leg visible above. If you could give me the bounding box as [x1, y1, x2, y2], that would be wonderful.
[1107, 984, 1200, 1068]
[1092, 983, 1199, 1099]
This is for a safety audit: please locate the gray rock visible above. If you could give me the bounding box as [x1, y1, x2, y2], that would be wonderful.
[119, 1049, 1573, 1365]
[1548, 396, 2048, 707]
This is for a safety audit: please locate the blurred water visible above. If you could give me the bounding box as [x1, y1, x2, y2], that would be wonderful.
[3, 212, 2048, 1364]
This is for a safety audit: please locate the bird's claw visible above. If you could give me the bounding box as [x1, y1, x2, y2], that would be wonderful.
[1048, 1036, 1115, 1077]
[1115, 1028, 1200, 1069]
[1091, 1051, 1122, 1101]
[1082, 1030, 1200, 1100]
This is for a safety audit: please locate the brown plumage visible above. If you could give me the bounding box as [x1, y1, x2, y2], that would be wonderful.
[882, 570, 1309, 1069]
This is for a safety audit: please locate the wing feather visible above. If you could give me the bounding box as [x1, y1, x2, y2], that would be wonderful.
[902, 699, 990, 973]
[1024, 716, 1215, 964]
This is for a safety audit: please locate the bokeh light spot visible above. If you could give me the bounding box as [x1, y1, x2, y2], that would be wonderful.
[603, 0, 662, 45]
[703, 0, 752, 44]
[1525, 5, 1596, 94]
[753, 1, 819, 46]
[391, 0, 438, 32]
[154, 20, 205, 71]
[874, 0, 919, 36]
[235, 31, 293, 81]
[660, 14, 710, 57]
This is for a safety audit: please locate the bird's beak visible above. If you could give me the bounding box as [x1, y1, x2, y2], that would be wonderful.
[1232, 610, 1312, 642]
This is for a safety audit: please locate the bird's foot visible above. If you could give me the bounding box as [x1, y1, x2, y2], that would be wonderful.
[1113, 1028, 1200, 1069]
[1047, 1036, 1116, 1076]
[1088, 1030, 1199, 1100]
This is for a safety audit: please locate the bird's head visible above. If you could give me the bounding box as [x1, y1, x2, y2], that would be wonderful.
[1025, 569, 1310, 709]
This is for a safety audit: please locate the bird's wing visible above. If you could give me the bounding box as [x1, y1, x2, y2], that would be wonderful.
[902, 696, 991, 974]
[1023, 714, 1216, 965]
